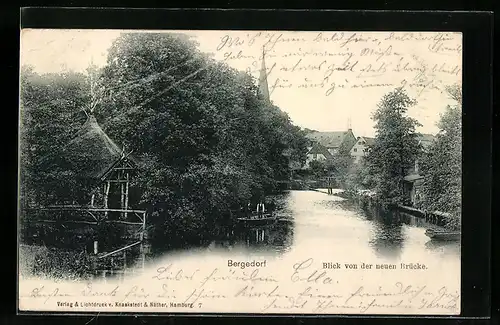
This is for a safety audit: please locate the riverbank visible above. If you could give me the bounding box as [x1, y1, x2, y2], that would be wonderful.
[310, 188, 345, 195]
[310, 187, 459, 230]
[19, 244, 94, 280]
[19, 243, 146, 280]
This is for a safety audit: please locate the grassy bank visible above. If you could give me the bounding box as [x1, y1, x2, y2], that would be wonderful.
[19, 245, 95, 280]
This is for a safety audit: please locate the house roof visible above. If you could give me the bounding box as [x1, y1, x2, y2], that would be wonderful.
[416, 133, 436, 149]
[62, 115, 132, 180]
[358, 136, 375, 146]
[306, 131, 351, 148]
[307, 142, 333, 159]
[417, 133, 435, 142]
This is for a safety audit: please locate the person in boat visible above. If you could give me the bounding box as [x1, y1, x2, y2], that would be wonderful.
[256, 201, 266, 219]
[246, 201, 252, 218]
[267, 199, 275, 214]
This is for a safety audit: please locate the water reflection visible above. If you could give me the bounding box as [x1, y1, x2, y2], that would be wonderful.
[236, 222, 294, 253]
[368, 223, 406, 260]
[424, 239, 461, 256]
[331, 193, 461, 261]
[119, 190, 458, 276]
[207, 221, 294, 255]
[24, 190, 460, 280]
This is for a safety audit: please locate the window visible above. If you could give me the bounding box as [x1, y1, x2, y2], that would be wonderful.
[313, 153, 317, 159]
[353, 148, 357, 152]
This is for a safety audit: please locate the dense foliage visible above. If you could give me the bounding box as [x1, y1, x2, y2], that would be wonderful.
[19, 66, 89, 209]
[332, 143, 355, 187]
[20, 32, 307, 242]
[364, 87, 422, 206]
[418, 85, 462, 229]
[343, 159, 376, 193]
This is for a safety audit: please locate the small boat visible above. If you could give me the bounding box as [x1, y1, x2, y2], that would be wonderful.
[425, 228, 461, 241]
[237, 212, 277, 226]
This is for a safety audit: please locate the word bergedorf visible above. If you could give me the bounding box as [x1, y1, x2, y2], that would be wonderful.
[228, 259, 267, 269]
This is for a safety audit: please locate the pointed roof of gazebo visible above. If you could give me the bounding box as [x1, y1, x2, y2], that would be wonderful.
[61, 114, 130, 181]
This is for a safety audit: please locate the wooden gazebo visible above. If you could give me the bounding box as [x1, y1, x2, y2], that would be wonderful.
[27, 113, 147, 259]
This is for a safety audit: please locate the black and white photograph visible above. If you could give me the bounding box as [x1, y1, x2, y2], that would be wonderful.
[18, 29, 462, 314]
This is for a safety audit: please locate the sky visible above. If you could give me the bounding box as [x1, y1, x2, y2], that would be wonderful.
[20, 29, 462, 137]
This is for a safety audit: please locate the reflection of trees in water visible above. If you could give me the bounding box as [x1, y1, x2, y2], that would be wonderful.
[233, 222, 294, 254]
[154, 221, 295, 256]
[148, 192, 295, 256]
[424, 239, 461, 256]
[363, 205, 406, 260]
[316, 198, 406, 259]
[369, 223, 405, 260]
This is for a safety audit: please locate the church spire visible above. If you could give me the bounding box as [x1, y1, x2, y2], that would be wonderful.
[258, 46, 271, 103]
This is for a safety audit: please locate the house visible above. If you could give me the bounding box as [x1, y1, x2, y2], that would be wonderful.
[403, 161, 425, 207]
[350, 136, 375, 164]
[417, 133, 436, 150]
[305, 129, 357, 155]
[304, 142, 333, 169]
[403, 133, 436, 206]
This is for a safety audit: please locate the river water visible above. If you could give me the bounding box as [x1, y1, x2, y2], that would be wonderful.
[109, 189, 460, 279]
[19, 189, 462, 314]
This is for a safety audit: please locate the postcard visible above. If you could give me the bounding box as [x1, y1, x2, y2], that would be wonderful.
[18, 29, 462, 315]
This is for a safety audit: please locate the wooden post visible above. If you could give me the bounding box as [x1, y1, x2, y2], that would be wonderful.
[123, 250, 127, 269]
[104, 181, 110, 218]
[120, 182, 125, 219]
[91, 194, 95, 207]
[140, 211, 146, 241]
[124, 173, 129, 220]
[140, 242, 146, 270]
[93, 240, 98, 254]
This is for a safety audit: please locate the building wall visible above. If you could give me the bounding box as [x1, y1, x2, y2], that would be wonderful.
[304, 153, 327, 168]
[350, 144, 366, 164]
[404, 178, 424, 206]
[350, 138, 369, 164]
[406, 159, 421, 175]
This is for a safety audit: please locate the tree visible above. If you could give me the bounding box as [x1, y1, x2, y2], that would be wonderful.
[19, 32, 307, 243]
[94, 32, 306, 240]
[419, 84, 462, 229]
[344, 159, 376, 193]
[366, 87, 422, 205]
[19, 66, 90, 208]
[332, 142, 354, 187]
[309, 160, 327, 178]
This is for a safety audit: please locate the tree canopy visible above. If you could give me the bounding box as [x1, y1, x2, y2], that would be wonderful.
[19, 66, 90, 207]
[365, 87, 422, 205]
[20, 32, 307, 240]
[419, 84, 462, 229]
